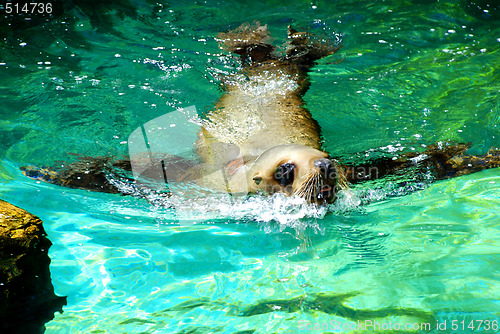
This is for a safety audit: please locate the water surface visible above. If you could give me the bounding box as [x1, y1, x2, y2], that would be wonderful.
[1, 0, 499, 333]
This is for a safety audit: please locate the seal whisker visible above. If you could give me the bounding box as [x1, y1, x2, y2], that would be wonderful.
[293, 172, 312, 197]
[294, 170, 320, 201]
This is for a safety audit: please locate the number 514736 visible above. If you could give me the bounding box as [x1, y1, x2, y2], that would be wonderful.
[4, 2, 53, 14]
[451, 320, 498, 331]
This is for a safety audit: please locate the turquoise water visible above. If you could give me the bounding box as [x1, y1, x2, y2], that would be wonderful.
[1, 0, 499, 333]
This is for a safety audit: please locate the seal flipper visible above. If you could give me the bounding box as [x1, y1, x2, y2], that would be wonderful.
[20, 157, 130, 194]
[428, 144, 500, 179]
[217, 22, 276, 64]
[342, 143, 500, 184]
[20, 154, 198, 194]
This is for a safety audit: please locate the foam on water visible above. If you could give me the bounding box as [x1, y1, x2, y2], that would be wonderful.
[109, 171, 366, 231]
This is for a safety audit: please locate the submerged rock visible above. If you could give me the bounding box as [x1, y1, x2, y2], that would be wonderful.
[0, 199, 66, 334]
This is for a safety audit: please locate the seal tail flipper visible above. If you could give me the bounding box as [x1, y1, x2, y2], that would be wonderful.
[217, 22, 341, 66]
[285, 26, 341, 67]
[217, 21, 276, 63]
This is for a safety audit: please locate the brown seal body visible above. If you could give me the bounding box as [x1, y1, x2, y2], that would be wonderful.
[200, 23, 336, 156]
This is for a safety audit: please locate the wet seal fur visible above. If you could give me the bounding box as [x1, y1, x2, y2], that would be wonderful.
[21, 23, 500, 204]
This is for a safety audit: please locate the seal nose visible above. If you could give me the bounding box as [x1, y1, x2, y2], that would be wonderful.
[313, 158, 334, 179]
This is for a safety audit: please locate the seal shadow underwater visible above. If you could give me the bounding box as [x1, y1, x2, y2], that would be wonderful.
[21, 23, 500, 204]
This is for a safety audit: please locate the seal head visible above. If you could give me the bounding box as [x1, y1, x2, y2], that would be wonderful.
[248, 144, 347, 204]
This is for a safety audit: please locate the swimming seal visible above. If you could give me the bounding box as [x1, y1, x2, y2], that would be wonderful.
[21, 23, 500, 204]
[192, 22, 346, 203]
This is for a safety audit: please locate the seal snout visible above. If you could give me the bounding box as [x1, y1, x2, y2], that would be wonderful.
[311, 158, 338, 202]
[313, 158, 335, 180]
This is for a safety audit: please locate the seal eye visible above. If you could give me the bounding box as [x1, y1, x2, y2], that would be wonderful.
[274, 163, 296, 187]
[253, 176, 262, 185]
